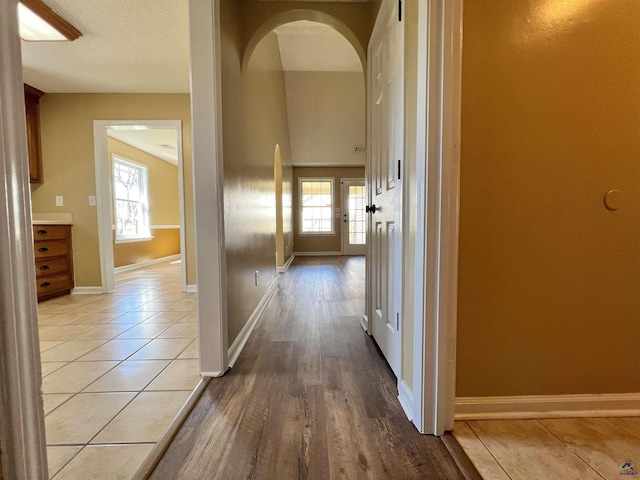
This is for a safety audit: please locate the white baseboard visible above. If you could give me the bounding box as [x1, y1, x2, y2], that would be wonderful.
[361, 314, 369, 333]
[398, 380, 414, 421]
[276, 254, 295, 273]
[455, 393, 640, 420]
[294, 251, 342, 256]
[185, 285, 197, 293]
[227, 275, 279, 368]
[114, 254, 181, 274]
[71, 286, 104, 295]
[200, 371, 225, 378]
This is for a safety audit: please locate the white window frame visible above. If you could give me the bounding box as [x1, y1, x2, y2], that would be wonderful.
[298, 177, 335, 235]
[112, 155, 152, 243]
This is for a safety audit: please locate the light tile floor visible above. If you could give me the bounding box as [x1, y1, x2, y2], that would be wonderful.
[38, 260, 200, 479]
[454, 417, 640, 479]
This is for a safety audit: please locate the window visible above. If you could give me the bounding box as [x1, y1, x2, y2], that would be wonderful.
[113, 156, 151, 242]
[299, 178, 334, 234]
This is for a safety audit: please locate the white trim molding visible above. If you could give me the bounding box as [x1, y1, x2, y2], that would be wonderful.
[150, 224, 180, 229]
[228, 275, 279, 368]
[277, 254, 295, 273]
[0, 4, 48, 477]
[190, 0, 229, 377]
[113, 254, 181, 274]
[294, 251, 342, 256]
[185, 285, 198, 293]
[455, 393, 640, 420]
[71, 286, 104, 295]
[398, 380, 414, 422]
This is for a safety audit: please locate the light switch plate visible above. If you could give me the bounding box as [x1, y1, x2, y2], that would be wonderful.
[55, 196, 63, 207]
[89, 195, 96, 206]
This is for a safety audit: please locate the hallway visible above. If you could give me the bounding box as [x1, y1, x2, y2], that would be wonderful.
[150, 256, 470, 479]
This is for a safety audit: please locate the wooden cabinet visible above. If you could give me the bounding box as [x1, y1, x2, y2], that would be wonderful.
[24, 84, 44, 184]
[33, 225, 74, 301]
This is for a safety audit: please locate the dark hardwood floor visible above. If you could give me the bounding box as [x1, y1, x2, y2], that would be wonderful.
[150, 256, 472, 479]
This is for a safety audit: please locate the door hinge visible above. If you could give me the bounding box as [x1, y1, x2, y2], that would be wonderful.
[398, 0, 402, 22]
[396, 312, 400, 330]
[397, 159, 401, 180]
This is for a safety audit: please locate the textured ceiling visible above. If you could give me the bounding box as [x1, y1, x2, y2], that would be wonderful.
[108, 127, 179, 165]
[21, 0, 190, 93]
[274, 21, 362, 72]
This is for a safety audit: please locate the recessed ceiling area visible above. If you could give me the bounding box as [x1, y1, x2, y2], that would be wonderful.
[108, 127, 179, 165]
[273, 21, 362, 72]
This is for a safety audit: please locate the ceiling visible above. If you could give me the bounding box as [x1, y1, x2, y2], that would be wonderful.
[108, 127, 179, 165]
[21, 0, 190, 93]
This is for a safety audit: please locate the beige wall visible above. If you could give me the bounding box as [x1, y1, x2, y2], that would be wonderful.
[108, 138, 180, 267]
[30, 94, 195, 287]
[221, 1, 294, 345]
[293, 166, 365, 253]
[283, 72, 365, 166]
[457, 0, 640, 396]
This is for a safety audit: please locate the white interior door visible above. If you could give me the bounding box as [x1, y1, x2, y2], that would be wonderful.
[341, 179, 366, 255]
[367, 0, 403, 377]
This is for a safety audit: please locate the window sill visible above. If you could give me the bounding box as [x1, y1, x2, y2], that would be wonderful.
[298, 232, 336, 236]
[115, 236, 154, 244]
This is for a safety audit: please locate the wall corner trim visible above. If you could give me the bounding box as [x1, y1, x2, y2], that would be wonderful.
[455, 393, 640, 420]
[185, 285, 198, 293]
[398, 380, 414, 422]
[227, 275, 280, 368]
[276, 254, 295, 273]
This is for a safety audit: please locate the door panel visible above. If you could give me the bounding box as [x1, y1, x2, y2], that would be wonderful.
[368, 0, 403, 377]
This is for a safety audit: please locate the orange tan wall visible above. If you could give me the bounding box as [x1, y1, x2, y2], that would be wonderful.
[113, 229, 179, 268]
[31, 94, 195, 286]
[221, 1, 294, 345]
[457, 0, 640, 396]
[108, 138, 180, 267]
[293, 166, 365, 253]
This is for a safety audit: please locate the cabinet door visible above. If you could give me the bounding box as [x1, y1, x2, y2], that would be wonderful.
[24, 85, 44, 184]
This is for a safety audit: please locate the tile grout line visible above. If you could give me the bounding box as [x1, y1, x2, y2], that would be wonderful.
[464, 421, 514, 480]
[535, 419, 607, 480]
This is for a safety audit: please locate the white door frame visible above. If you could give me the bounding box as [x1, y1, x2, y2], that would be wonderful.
[93, 120, 187, 293]
[188, 0, 228, 377]
[0, 1, 48, 477]
[340, 177, 366, 255]
[409, 0, 463, 435]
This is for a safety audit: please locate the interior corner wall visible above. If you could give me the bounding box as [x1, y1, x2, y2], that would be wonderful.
[220, 0, 293, 346]
[108, 138, 180, 267]
[283, 71, 366, 166]
[457, 0, 640, 396]
[293, 166, 365, 253]
[31, 93, 195, 286]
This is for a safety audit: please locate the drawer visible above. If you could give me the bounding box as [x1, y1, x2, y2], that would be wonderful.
[34, 240, 70, 259]
[33, 225, 70, 240]
[36, 274, 73, 297]
[35, 257, 71, 277]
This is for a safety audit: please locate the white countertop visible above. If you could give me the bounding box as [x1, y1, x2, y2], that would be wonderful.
[32, 213, 73, 225]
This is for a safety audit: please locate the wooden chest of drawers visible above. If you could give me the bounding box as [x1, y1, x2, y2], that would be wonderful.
[33, 224, 74, 301]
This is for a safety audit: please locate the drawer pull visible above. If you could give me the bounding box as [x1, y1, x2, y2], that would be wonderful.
[40, 282, 51, 287]
[38, 247, 49, 252]
[39, 265, 50, 270]
[37, 229, 48, 235]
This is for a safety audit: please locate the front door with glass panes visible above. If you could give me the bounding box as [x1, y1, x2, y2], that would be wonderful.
[341, 179, 366, 255]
